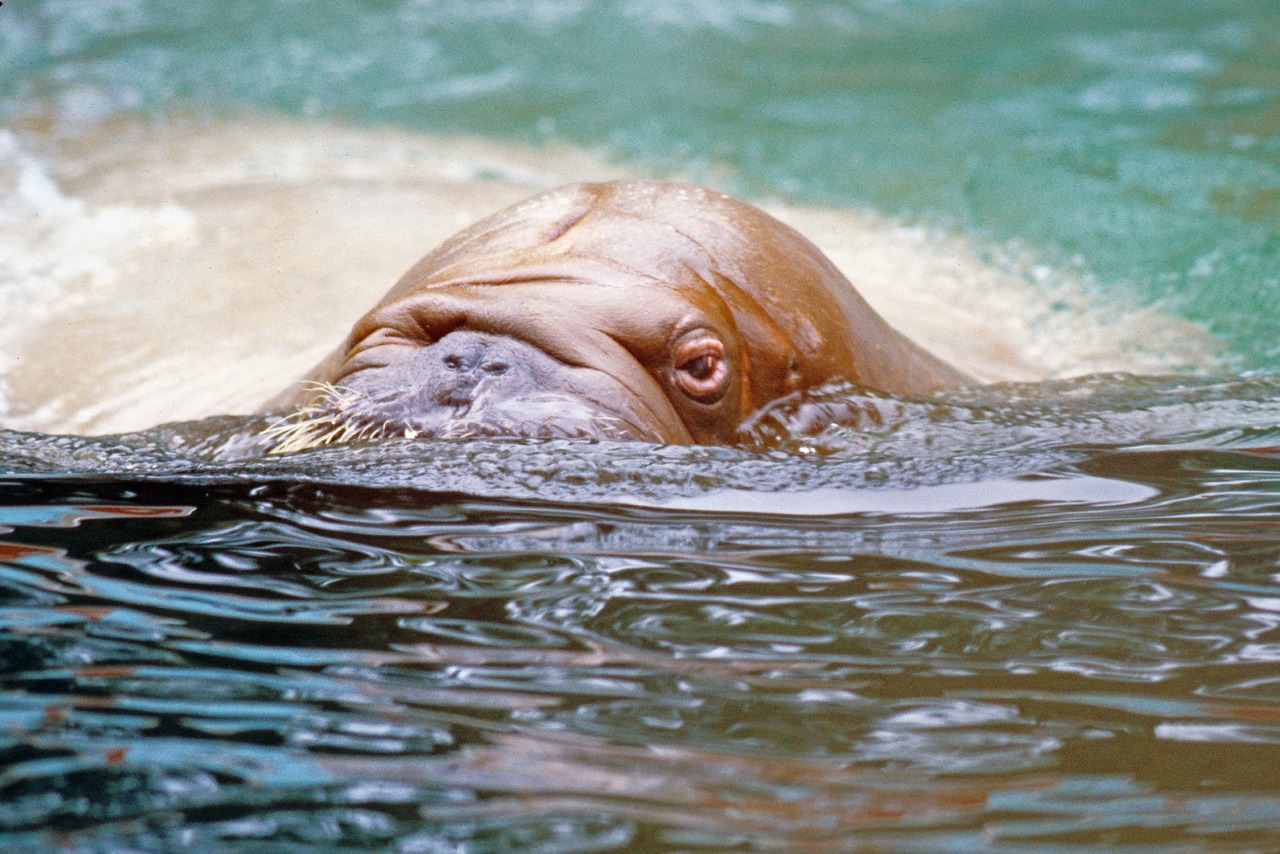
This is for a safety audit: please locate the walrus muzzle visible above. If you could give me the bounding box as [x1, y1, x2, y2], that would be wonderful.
[305, 329, 667, 445]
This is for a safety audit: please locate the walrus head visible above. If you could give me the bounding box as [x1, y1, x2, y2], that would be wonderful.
[264, 180, 967, 451]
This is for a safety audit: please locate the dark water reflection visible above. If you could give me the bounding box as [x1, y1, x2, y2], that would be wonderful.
[4, 377, 1280, 850]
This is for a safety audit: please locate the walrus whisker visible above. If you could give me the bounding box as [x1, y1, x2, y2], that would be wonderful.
[266, 421, 334, 454]
[260, 381, 400, 454]
[318, 423, 350, 446]
[261, 420, 326, 449]
[260, 413, 334, 440]
[337, 421, 362, 443]
[262, 415, 342, 454]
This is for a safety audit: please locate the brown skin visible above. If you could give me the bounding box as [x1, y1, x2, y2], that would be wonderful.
[268, 180, 968, 449]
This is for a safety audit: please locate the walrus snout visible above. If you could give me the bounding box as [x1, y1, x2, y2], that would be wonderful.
[264, 329, 672, 452]
[426, 331, 554, 409]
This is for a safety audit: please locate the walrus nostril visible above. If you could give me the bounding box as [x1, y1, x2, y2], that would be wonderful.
[437, 389, 472, 407]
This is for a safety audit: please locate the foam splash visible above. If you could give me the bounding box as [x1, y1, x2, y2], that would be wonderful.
[0, 128, 196, 426]
[0, 129, 196, 298]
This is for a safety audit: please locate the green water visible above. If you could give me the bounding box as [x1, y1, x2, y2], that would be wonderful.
[3, 0, 1279, 368]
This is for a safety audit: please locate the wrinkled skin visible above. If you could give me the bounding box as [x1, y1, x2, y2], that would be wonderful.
[266, 180, 968, 449]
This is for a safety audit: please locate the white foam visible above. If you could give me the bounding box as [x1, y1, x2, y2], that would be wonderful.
[0, 129, 196, 426]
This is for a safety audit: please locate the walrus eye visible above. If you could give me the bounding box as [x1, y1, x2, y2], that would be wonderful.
[674, 335, 727, 403]
[685, 355, 716, 380]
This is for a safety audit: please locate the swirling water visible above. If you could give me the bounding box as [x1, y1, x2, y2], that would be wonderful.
[4, 1, 1280, 851]
[3, 378, 1280, 850]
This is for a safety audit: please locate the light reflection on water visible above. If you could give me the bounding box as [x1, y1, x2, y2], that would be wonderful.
[3, 378, 1280, 850]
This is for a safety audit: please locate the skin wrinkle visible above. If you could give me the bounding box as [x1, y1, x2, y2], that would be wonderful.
[708, 268, 813, 399]
[378, 275, 682, 366]
[586, 209, 716, 292]
[595, 326, 695, 443]
[388, 262, 681, 305]
[540, 197, 597, 244]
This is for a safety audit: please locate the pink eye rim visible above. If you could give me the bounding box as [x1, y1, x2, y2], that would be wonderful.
[673, 334, 728, 402]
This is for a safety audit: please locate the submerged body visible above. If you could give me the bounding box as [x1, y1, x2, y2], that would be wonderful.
[268, 180, 967, 450]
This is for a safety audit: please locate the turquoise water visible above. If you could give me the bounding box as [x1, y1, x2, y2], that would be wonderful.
[4, 0, 1279, 367]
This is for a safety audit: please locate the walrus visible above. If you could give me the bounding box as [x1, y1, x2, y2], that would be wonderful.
[264, 180, 968, 451]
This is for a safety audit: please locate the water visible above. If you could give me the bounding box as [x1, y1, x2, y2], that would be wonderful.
[4, 379, 1280, 850]
[3, 1, 1280, 850]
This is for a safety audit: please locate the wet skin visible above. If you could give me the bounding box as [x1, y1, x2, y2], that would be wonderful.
[267, 180, 969, 450]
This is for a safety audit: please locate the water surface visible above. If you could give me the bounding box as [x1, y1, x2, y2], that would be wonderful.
[4, 378, 1280, 849]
